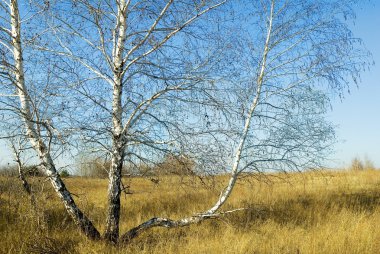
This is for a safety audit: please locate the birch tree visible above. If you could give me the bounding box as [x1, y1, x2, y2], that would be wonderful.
[1, 0, 101, 240]
[38, 0, 230, 243]
[0, 0, 370, 246]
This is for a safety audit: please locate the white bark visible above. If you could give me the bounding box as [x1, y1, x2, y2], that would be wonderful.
[9, 0, 100, 240]
[204, 0, 274, 215]
[105, 0, 128, 243]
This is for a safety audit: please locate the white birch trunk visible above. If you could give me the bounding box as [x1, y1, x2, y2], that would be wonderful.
[205, 0, 274, 215]
[105, 0, 227, 243]
[9, 0, 100, 240]
[105, 0, 127, 243]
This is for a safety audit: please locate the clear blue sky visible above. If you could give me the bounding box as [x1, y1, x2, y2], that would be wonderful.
[327, 1, 380, 168]
[0, 2, 379, 169]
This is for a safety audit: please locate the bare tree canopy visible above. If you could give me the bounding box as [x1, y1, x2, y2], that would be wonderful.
[0, 0, 370, 245]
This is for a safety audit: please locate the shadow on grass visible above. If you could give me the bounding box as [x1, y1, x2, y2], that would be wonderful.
[227, 190, 380, 229]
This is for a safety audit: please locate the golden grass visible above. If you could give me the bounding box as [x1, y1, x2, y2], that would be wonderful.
[1, 170, 380, 253]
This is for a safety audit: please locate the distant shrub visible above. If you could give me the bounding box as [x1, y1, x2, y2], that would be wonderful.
[60, 170, 70, 178]
[78, 154, 197, 178]
[0, 164, 45, 177]
[350, 157, 376, 171]
[154, 154, 196, 176]
[78, 157, 109, 178]
[24, 165, 45, 177]
[0, 165, 18, 177]
[350, 157, 364, 171]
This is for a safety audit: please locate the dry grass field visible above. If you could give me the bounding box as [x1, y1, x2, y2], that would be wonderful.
[1, 169, 380, 253]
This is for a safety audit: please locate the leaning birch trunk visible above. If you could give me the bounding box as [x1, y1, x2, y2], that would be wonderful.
[204, 0, 273, 215]
[104, 0, 127, 243]
[9, 0, 100, 240]
[120, 1, 275, 244]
